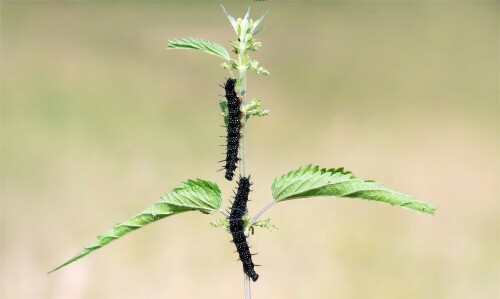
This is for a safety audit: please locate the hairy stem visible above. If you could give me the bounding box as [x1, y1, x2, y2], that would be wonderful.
[250, 201, 276, 225]
[244, 273, 251, 299]
[236, 25, 250, 299]
[218, 209, 229, 217]
[237, 34, 248, 178]
[238, 69, 247, 178]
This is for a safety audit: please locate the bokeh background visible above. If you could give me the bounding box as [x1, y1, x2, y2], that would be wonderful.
[1, 2, 498, 299]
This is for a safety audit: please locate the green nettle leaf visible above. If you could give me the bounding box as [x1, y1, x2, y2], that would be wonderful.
[252, 26, 265, 35]
[271, 165, 436, 215]
[167, 37, 231, 61]
[49, 179, 222, 274]
[220, 4, 238, 34]
[251, 10, 269, 34]
[219, 99, 230, 126]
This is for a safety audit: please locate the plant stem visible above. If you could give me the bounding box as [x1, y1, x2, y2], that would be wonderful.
[237, 29, 250, 299]
[238, 37, 248, 178]
[250, 201, 276, 225]
[243, 273, 251, 299]
[218, 209, 229, 217]
[238, 69, 247, 178]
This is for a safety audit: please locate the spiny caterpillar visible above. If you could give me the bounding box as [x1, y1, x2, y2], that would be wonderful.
[222, 78, 242, 181]
[228, 176, 259, 282]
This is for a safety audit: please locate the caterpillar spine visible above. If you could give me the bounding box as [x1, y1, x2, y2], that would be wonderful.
[228, 176, 259, 282]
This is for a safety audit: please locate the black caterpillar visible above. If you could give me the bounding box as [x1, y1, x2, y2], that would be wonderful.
[222, 78, 242, 181]
[228, 176, 259, 282]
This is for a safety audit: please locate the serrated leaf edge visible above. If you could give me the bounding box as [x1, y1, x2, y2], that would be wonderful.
[271, 165, 436, 215]
[48, 179, 222, 274]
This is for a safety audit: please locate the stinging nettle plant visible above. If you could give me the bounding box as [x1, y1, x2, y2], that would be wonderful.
[49, 6, 436, 298]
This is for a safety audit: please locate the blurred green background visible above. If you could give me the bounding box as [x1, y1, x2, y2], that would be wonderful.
[1, 2, 498, 299]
